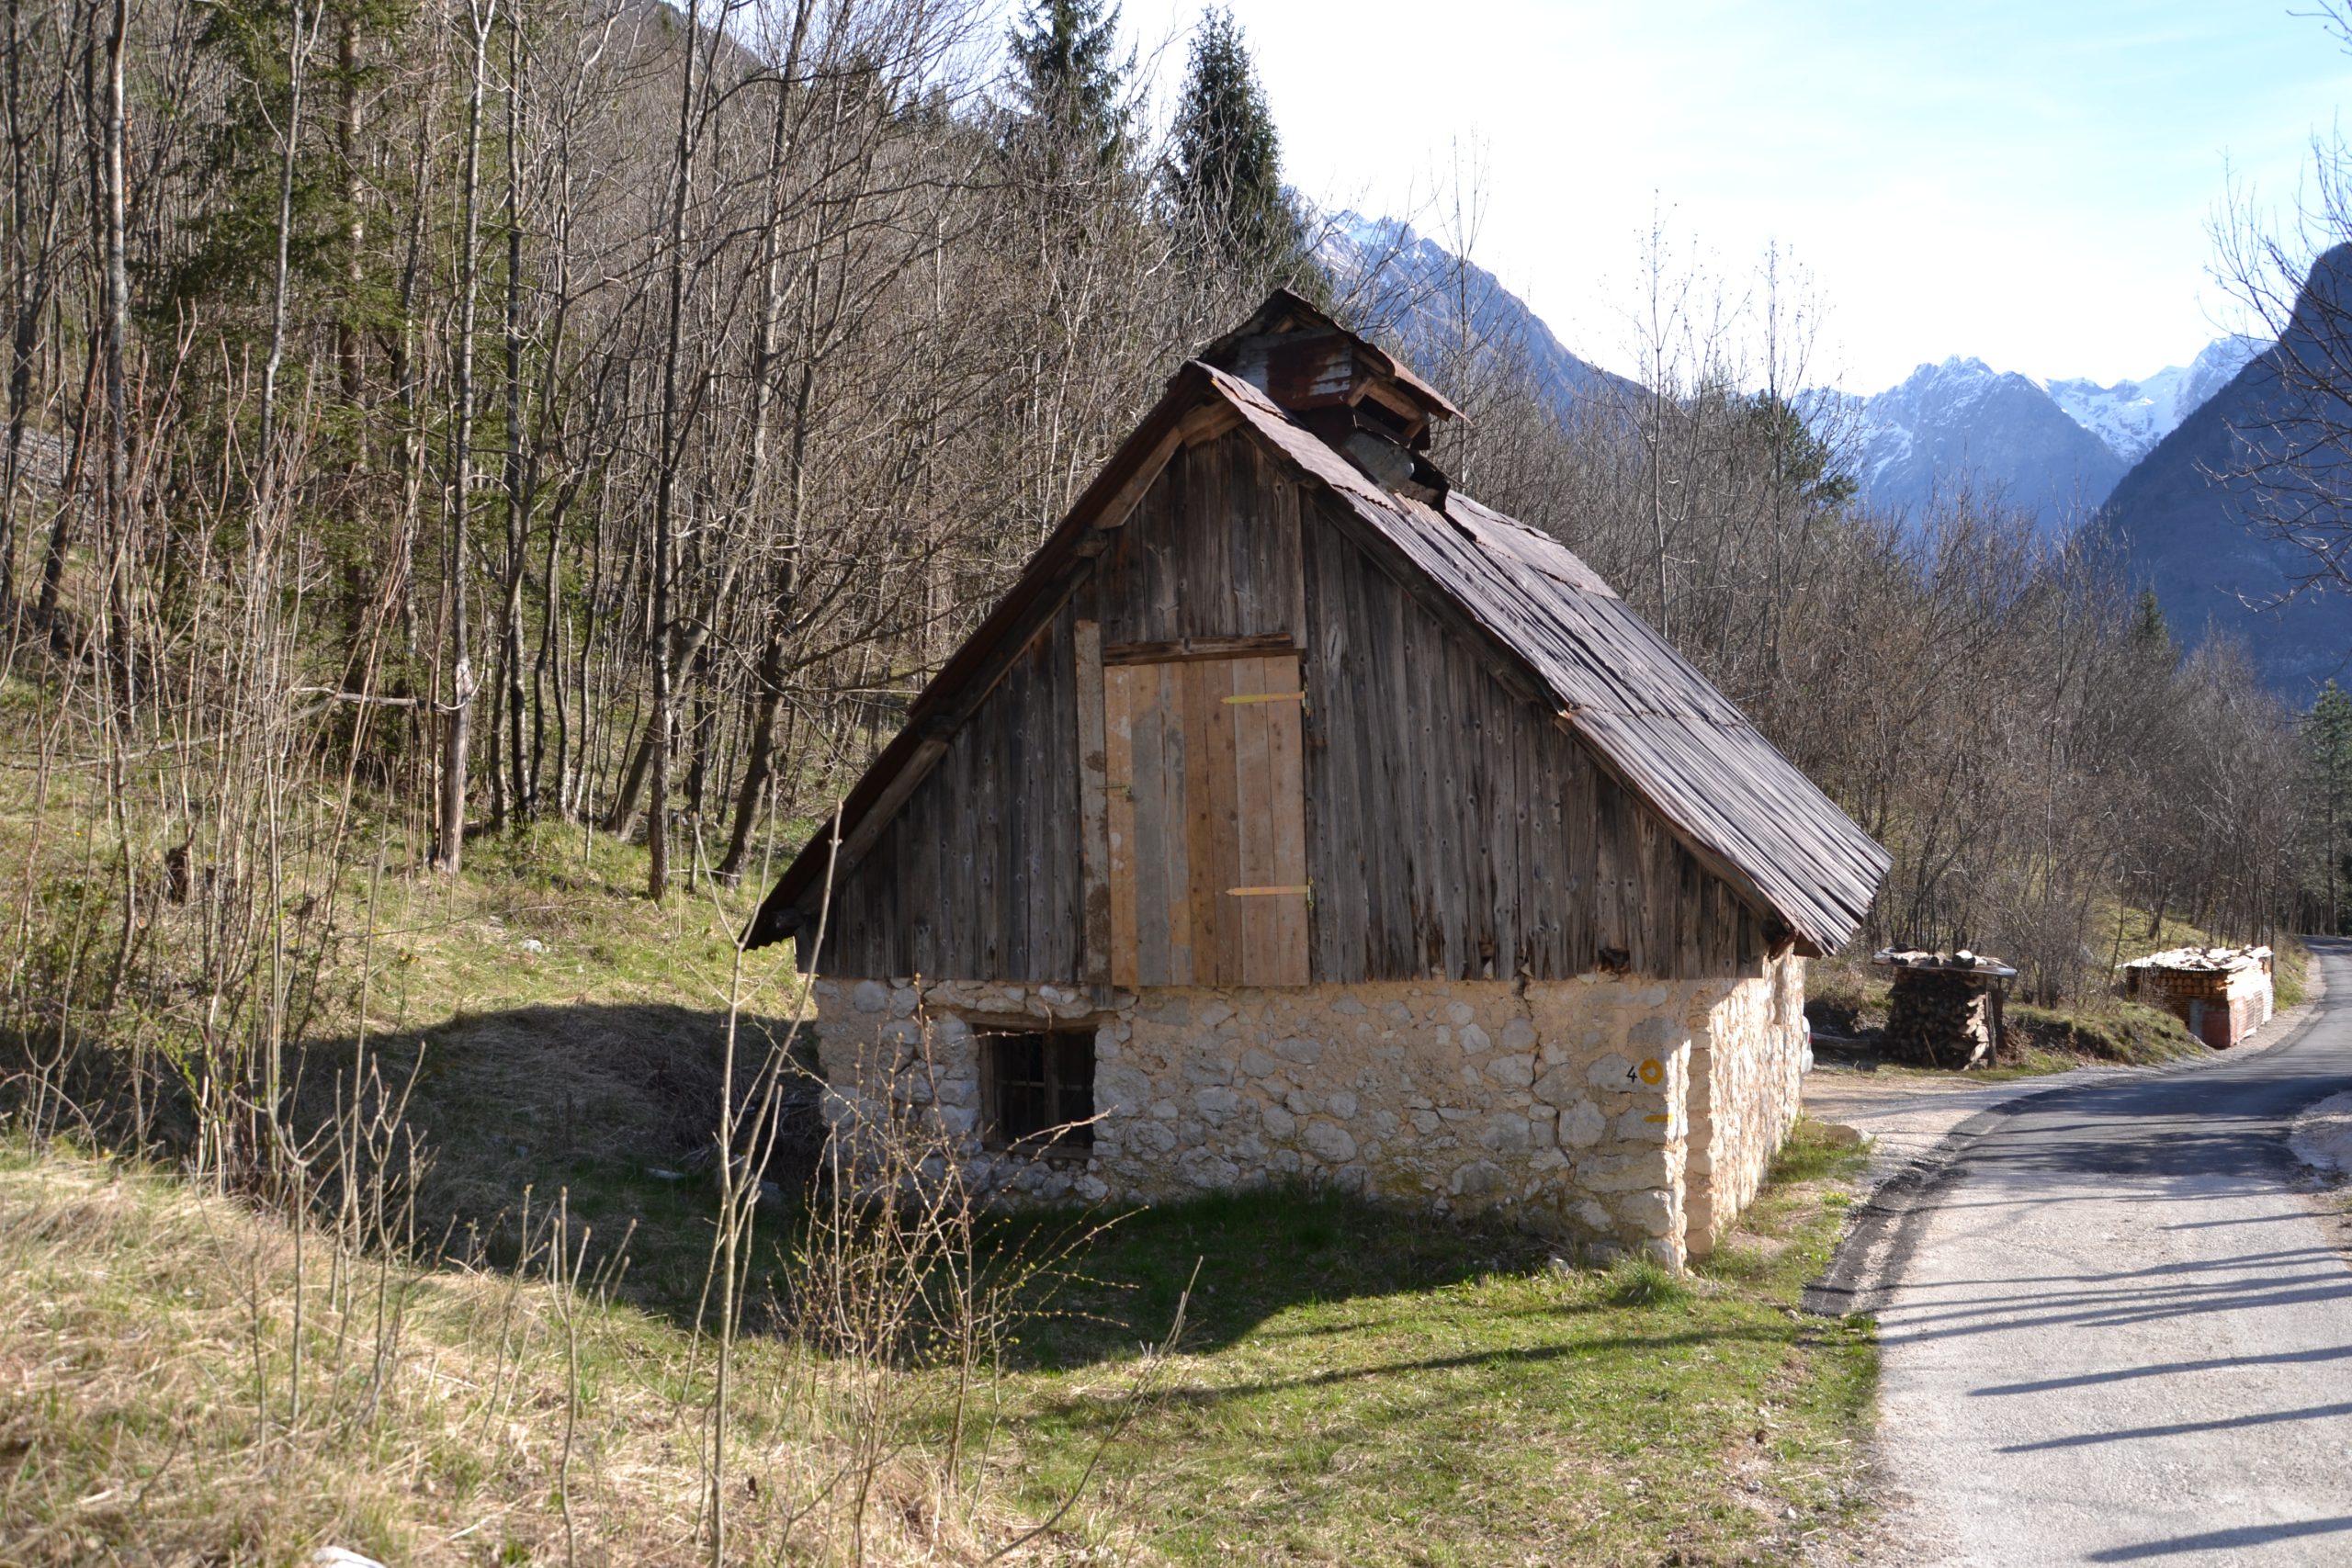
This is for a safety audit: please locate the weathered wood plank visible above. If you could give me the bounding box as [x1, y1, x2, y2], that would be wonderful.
[1203, 657, 1246, 986]
[1103, 633, 1296, 665]
[1179, 658, 1218, 985]
[1105, 664, 1139, 989]
[1231, 654, 1274, 984]
[1130, 664, 1170, 985]
[1074, 619, 1112, 990]
[1263, 653, 1310, 985]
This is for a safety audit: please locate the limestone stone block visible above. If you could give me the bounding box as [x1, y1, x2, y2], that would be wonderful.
[1614, 1188, 1676, 1235]
[1617, 1105, 1676, 1143]
[1487, 1054, 1535, 1090]
[1459, 1022, 1493, 1055]
[1484, 1111, 1532, 1153]
[1452, 1160, 1502, 1197]
[1275, 1036, 1323, 1066]
[1303, 1119, 1357, 1163]
[1262, 1103, 1296, 1138]
[1194, 1086, 1242, 1122]
[1328, 1089, 1359, 1120]
[1582, 1149, 1673, 1192]
[852, 980, 888, 1015]
[1240, 1047, 1279, 1078]
[1098, 1065, 1153, 1115]
[1182, 1047, 1234, 1086]
[1628, 1015, 1686, 1050]
[1588, 1053, 1635, 1090]
[1179, 1148, 1240, 1188]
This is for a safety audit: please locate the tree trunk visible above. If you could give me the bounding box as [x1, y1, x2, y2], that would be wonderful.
[434, 0, 493, 874]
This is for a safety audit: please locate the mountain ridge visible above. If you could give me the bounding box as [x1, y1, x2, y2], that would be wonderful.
[1316, 214, 2338, 697]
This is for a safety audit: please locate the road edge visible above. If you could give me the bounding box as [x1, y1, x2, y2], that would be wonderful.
[1802, 952, 2335, 1319]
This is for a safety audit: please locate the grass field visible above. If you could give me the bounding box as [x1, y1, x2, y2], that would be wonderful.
[0, 1115, 1876, 1567]
[989, 1126, 1878, 1565]
[0, 716, 1888, 1563]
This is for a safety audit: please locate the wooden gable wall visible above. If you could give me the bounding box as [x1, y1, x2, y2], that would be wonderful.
[1298, 491, 1765, 981]
[808, 432, 1305, 982]
[806, 426, 1763, 986]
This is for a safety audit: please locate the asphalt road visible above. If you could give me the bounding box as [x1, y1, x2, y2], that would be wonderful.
[1862, 939, 2352, 1566]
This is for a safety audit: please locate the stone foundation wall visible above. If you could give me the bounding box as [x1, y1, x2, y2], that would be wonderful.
[809, 956, 1805, 1268]
[1685, 956, 1809, 1256]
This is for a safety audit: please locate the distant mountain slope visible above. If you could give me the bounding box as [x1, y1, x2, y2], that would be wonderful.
[1317, 213, 1642, 417]
[2098, 253, 2352, 700]
[1816, 357, 2129, 535]
[2046, 337, 2262, 467]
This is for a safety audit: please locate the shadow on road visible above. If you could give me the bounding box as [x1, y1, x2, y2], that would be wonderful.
[2084, 1516, 2352, 1562]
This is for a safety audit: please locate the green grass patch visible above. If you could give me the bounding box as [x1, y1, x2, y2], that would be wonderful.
[2276, 937, 2312, 1011]
[975, 1121, 1880, 1565]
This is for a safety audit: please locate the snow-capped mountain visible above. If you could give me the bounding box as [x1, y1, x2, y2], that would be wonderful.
[1820, 338, 2263, 535]
[1815, 357, 2128, 534]
[2043, 336, 2263, 466]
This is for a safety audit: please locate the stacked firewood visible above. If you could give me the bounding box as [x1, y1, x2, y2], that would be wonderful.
[1881, 968, 1998, 1068]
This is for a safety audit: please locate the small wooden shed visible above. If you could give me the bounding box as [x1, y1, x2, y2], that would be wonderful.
[748, 292, 1889, 1265]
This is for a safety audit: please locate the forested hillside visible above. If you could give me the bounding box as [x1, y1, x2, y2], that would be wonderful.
[0, 0, 2324, 1052]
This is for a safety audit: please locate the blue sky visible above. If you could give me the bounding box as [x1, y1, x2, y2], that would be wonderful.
[1129, 1, 2352, 391]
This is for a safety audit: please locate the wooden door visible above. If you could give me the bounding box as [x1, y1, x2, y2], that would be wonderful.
[1103, 654, 1309, 987]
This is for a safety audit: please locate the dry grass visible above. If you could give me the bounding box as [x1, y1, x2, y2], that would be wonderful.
[0, 1137, 1090, 1567]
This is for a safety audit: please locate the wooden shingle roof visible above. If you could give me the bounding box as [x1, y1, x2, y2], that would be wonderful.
[748, 355, 1889, 958]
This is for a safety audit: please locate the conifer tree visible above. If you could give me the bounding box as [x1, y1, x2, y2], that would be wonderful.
[1167, 7, 1309, 282]
[1004, 0, 1128, 181]
[2128, 587, 2177, 661]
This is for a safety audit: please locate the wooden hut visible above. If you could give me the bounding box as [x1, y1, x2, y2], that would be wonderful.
[747, 292, 1889, 1265]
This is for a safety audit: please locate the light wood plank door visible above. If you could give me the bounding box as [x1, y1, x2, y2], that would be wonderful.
[1103, 654, 1309, 987]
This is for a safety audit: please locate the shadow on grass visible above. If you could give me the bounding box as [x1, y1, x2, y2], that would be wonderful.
[6, 999, 823, 1318]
